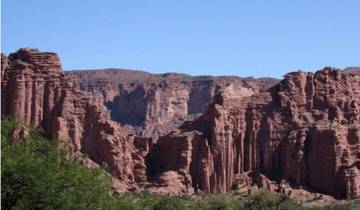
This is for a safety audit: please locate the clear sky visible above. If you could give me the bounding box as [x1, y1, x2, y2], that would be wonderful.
[2, 0, 360, 78]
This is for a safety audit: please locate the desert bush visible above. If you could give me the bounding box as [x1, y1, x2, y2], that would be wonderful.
[244, 189, 324, 210]
[190, 193, 243, 210]
[1, 117, 117, 210]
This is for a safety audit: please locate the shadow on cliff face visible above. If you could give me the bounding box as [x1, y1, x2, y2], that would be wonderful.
[105, 86, 148, 126]
[144, 146, 159, 182]
[187, 81, 217, 114]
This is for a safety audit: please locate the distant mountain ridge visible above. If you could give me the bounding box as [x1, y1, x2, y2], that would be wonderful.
[343, 67, 360, 75]
[65, 68, 279, 138]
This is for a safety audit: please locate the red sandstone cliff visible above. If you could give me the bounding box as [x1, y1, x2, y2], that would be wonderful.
[147, 68, 360, 199]
[2, 49, 359, 200]
[343, 67, 360, 75]
[65, 69, 278, 139]
[1, 48, 145, 191]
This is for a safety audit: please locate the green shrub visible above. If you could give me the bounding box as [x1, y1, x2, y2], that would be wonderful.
[1, 117, 117, 210]
[152, 195, 188, 210]
[114, 192, 190, 210]
[244, 189, 327, 210]
[190, 193, 242, 210]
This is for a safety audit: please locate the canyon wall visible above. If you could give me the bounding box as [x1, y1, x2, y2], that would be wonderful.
[148, 68, 360, 199]
[65, 69, 277, 139]
[1, 48, 146, 192]
[2, 48, 359, 200]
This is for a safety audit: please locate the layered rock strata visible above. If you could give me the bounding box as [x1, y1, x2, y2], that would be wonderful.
[65, 69, 278, 139]
[148, 68, 360, 199]
[1, 48, 144, 191]
[2, 48, 359, 200]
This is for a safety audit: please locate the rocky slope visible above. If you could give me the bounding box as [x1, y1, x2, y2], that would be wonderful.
[147, 68, 360, 199]
[65, 69, 278, 139]
[2, 48, 359, 201]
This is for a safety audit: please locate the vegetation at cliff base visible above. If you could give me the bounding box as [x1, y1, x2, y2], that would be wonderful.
[1, 118, 117, 210]
[2, 117, 360, 210]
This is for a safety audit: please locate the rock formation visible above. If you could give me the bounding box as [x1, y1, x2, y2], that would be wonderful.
[1, 48, 141, 191]
[147, 68, 360, 199]
[343, 67, 360, 75]
[65, 69, 278, 139]
[2, 48, 359, 200]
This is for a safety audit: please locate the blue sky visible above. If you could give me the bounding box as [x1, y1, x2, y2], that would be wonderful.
[2, 0, 360, 78]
